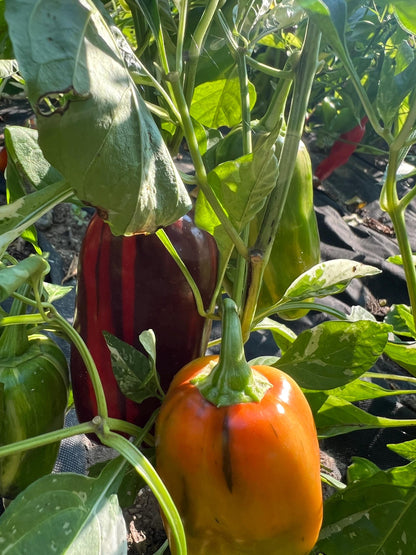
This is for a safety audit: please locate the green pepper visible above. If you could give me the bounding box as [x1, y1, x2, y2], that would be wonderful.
[252, 135, 320, 320]
[0, 299, 69, 499]
[208, 125, 321, 320]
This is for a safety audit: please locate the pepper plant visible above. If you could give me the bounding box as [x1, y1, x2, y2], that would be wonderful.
[0, 0, 415, 553]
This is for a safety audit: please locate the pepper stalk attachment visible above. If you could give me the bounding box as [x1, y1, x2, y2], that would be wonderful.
[192, 297, 271, 407]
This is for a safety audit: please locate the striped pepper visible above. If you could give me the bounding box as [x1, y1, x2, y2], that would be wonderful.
[70, 211, 218, 430]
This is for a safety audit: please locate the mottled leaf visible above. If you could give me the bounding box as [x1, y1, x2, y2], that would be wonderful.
[103, 331, 160, 404]
[277, 320, 389, 390]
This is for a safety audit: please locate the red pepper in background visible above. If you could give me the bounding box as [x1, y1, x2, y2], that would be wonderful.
[0, 146, 7, 174]
[314, 116, 368, 181]
[70, 211, 218, 431]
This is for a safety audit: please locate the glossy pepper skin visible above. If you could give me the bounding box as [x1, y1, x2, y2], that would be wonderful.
[314, 116, 368, 181]
[70, 211, 218, 428]
[156, 300, 323, 555]
[0, 333, 69, 499]
[252, 137, 321, 319]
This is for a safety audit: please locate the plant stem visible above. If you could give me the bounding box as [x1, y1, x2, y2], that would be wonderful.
[156, 228, 209, 317]
[183, 0, 222, 105]
[240, 22, 321, 340]
[0, 422, 95, 459]
[99, 431, 187, 555]
[381, 145, 416, 329]
[168, 76, 249, 258]
[48, 309, 109, 420]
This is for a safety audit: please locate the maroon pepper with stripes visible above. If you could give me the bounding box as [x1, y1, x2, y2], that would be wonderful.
[70, 211, 218, 431]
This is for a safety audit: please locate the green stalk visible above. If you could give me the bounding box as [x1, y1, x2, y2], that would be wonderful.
[183, 0, 222, 105]
[175, 0, 189, 77]
[381, 146, 416, 330]
[240, 22, 321, 340]
[48, 308, 109, 421]
[99, 431, 187, 555]
[0, 422, 95, 459]
[156, 228, 208, 317]
[192, 297, 271, 407]
[0, 286, 33, 358]
[232, 46, 253, 308]
[168, 76, 249, 259]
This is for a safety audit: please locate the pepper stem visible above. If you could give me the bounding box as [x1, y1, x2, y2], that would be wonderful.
[0, 289, 30, 358]
[192, 297, 271, 407]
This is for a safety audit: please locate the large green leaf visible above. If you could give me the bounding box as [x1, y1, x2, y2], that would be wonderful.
[0, 459, 128, 554]
[384, 304, 416, 338]
[5, 126, 64, 192]
[378, 0, 416, 34]
[277, 320, 390, 390]
[377, 42, 416, 128]
[5, 0, 191, 236]
[314, 459, 416, 554]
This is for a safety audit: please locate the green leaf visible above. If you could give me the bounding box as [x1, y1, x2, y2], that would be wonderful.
[0, 460, 128, 554]
[307, 391, 405, 438]
[5, 126, 64, 191]
[384, 304, 416, 338]
[252, 317, 297, 354]
[103, 331, 160, 404]
[388, 438, 416, 461]
[0, 255, 49, 302]
[347, 456, 381, 483]
[0, 59, 17, 78]
[384, 340, 416, 377]
[329, 378, 416, 403]
[377, 45, 416, 128]
[207, 149, 278, 230]
[6, 0, 191, 236]
[276, 320, 389, 390]
[387, 254, 416, 266]
[314, 460, 416, 554]
[42, 282, 73, 304]
[0, 179, 73, 255]
[297, 0, 349, 66]
[190, 78, 256, 128]
[378, 0, 416, 34]
[280, 259, 382, 304]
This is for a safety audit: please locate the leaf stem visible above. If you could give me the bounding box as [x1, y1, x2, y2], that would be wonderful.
[99, 431, 187, 555]
[0, 422, 95, 459]
[183, 0, 222, 105]
[48, 308, 109, 420]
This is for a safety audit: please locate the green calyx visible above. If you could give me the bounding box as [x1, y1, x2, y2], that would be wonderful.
[192, 297, 272, 408]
